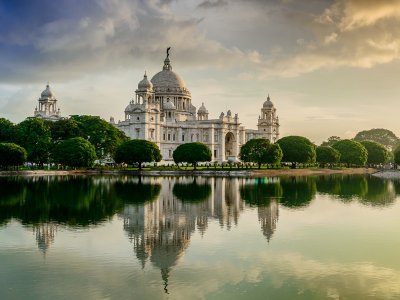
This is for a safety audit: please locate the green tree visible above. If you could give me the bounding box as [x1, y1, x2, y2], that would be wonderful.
[47, 118, 81, 143]
[53, 137, 97, 168]
[360, 140, 390, 165]
[354, 128, 400, 151]
[239, 138, 283, 169]
[16, 118, 52, 166]
[332, 139, 368, 166]
[0, 143, 27, 169]
[173, 142, 212, 169]
[316, 146, 340, 167]
[0, 118, 15, 143]
[114, 139, 162, 170]
[394, 144, 400, 165]
[70, 115, 128, 159]
[321, 136, 341, 147]
[276, 136, 316, 166]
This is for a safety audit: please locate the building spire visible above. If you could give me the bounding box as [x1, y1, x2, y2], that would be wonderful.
[163, 47, 172, 71]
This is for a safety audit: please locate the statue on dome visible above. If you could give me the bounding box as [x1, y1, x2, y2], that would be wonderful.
[166, 47, 171, 58]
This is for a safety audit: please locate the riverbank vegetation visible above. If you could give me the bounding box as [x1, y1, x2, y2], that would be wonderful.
[0, 116, 398, 171]
[0, 116, 128, 169]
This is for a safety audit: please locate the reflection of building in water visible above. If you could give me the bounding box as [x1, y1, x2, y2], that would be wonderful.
[32, 223, 58, 256]
[258, 199, 279, 242]
[120, 177, 245, 292]
[239, 177, 280, 242]
[213, 178, 243, 230]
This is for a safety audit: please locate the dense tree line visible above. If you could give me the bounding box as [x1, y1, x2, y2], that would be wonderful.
[0, 116, 128, 168]
[1, 115, 399, 170]
[320, 128, 396, 167]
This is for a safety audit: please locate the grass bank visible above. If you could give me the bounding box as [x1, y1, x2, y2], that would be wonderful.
[0, 167, 377, 177]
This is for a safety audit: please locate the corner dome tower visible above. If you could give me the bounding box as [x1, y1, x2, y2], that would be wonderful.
[34, 83, 61, 121]
[138, 72, 153, 90]
[41, 84, 55, 99]
[263, 95, 274, 108]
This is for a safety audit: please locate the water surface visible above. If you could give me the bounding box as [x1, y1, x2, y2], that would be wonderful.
[1, 175, 400, 300]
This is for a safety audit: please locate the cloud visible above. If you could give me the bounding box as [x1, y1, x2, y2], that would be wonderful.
[319, 0, 400, 32]
[2, 0, 400, 86]
[259, 0, 400, 77]
[0, 0, 248, 83]
[198, 0, 228, 9]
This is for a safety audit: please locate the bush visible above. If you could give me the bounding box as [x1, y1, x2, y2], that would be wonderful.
[0, 143, 27, 169]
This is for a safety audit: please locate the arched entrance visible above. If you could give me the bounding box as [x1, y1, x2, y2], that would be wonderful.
[225, 132, 237, 161]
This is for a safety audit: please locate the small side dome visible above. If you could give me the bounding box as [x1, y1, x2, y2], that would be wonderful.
[263, 95, 274, 108]
[138, 72, 153, 90]
[198, 102, 208, 114]
[41, 84, 54, 98]
[163, 98, 176, 110]
[125, 103, 134, 112]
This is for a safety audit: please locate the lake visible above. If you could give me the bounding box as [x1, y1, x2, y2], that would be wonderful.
[1, 174, 400, 300]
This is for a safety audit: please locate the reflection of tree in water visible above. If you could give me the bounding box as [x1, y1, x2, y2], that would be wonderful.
[0, 177, 26, 226]
[316, 175, 367, 202]
[114, 178, 161, 204]
[279, 177, 316, 209]
[360, 177, 396, 207]
[316, 175, 396, 207]
[172, 179, 211, 203]
[239, 178, 282, 206]
[0, 176, 131, 254]
[239, 178, 281, 241]
[0, 176, 125, 226]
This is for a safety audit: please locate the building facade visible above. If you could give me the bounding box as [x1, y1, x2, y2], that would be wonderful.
[115, 50, 280, 162]
[34, 83, 62, 121]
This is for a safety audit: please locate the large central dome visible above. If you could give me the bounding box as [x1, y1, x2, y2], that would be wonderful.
[150, 56, 187, 91]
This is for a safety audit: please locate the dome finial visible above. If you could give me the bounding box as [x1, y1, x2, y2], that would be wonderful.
[166, 47, 171, 59]
[267, 93, 270, 100]
[163, 47, 172, 71]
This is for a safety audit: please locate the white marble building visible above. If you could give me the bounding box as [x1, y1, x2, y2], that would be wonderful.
[34, 83, 62, 121]
[113, 49, 280, 162]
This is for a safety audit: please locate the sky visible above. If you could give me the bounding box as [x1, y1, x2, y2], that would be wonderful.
[0, 0, 399, 144]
